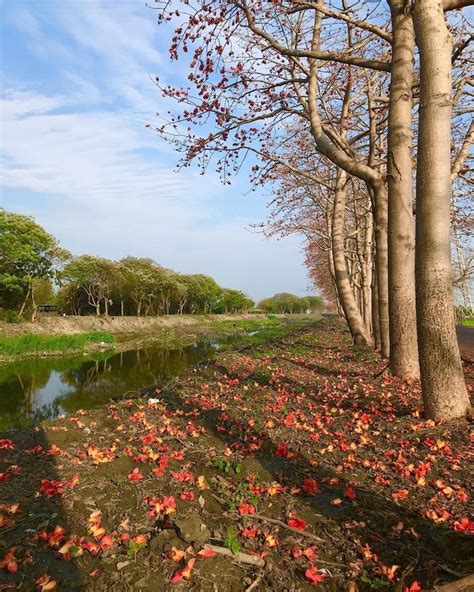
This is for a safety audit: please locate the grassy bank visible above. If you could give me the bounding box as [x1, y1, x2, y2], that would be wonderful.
[0, 331, 115, 358]
[0, 316, 319, 362]
[210, 316, 316, 350]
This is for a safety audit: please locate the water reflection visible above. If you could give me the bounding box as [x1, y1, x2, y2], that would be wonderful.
[0, 339, 225, 430]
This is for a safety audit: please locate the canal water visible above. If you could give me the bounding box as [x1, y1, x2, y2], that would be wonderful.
[0, 337, 238, 431]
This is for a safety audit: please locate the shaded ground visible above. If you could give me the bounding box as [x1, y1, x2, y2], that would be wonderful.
[457, 326, 474, 363]
[0, 320, 472, 591]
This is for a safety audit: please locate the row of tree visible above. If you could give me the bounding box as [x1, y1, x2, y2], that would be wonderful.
[1, 209, 325, 319]
[258, 293, 324, 314]
[152, 0, 473, 419]
[60, 255, 255, 316]
[0, 209, 254, 317]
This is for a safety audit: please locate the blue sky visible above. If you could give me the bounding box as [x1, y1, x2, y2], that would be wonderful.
[0, 0, 310, 302]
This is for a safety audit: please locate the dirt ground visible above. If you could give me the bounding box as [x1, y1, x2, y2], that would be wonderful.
[0, 320, 472, 591]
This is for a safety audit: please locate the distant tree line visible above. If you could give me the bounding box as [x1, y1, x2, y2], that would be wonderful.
[258, 293, 324, 315]
[0, 209, 255, 318]
[59, 255, 255, 316]
[1, 209, 324, 320]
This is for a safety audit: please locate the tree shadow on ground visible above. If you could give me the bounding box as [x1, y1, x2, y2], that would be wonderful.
[0, 427, 83, 591]
[157, 358, 473, 589]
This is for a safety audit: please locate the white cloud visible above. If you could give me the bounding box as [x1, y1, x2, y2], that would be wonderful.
[0, 0, 310, 301]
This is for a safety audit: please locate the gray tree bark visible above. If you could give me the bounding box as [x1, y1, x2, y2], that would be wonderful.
[387, 1, 420, 378]
[412, 0, 470, 419]
[332, 171, 373, 347]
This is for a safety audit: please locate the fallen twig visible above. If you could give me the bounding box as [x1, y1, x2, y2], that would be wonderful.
[248, 513, 325, 543]
[203, 544, 265, 567]
[433, 575, 474, 592]
[245, 571, 265, 591]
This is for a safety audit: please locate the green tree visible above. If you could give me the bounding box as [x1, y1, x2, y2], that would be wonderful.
[258, 293, 315, 314]
[120, 257, 159, 316]
[62, 255, 115, 316]
[305, 296, 324, 312]
[0, 209, 68, 319]
[214, 289, 254, 314]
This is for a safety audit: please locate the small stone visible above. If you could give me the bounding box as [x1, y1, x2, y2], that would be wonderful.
[149, 530, 181, 554]
[117, 561, 130, 571]
[175, 516, 211, 544]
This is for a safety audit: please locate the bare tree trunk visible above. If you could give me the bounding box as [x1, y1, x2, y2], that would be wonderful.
[412, 0, 470, 419]
[332, 171, 373, 347]
[362, 207, 373, 335]
[372, 182, 390, 358]
[121, 300, 124, 316]
[31, 288, 37, 321]
[387, 1, 420, 379]
[18, 283, 31, 318]
[372, 266, 381, 350]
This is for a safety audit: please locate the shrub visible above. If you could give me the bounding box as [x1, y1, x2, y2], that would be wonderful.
[4, 310, 18, 323]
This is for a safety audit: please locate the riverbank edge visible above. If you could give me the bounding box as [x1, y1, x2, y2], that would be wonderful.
[0, 313, 278, 338]
[0, 315, 319, 363]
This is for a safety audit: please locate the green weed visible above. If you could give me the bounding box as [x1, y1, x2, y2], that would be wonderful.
[0, 332, 115, 357]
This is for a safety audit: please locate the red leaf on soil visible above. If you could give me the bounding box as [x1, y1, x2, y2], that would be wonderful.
[344, 485, 357, 500]
[403, 583, 422, 592]
[392, 489, 409, 500]
[170, 557, 196, 583]
[239, 501, 256, 515]
[0, 439, 14, 450]
[38, 479, 65, 497]
[171, 470, 194, 483]
[287, 517, 307, 530]
[127, 468, 144, 482]
[304, 478, 319, 495]
[305, 565, 325, 585]
[242, 527, 259, 539]
[99, 535, 114, 550]
[275, 441, 289, 458]
[454, 517, 474, 533]
[179, 491, 195, 501]
[197, 548, 216, 558]
[0, 547, 18, 573]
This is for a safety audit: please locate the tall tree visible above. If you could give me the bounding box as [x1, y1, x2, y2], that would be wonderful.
[412, 0, 470, 418]
[387, 0, 419, 379]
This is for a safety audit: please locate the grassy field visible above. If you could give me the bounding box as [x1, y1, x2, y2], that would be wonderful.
[0, 331, 115, 357]
[462, 318, 474, 327]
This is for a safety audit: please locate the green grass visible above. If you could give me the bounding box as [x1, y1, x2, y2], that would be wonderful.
[462, 318, 474, 327]
[0, 332, 115, 357]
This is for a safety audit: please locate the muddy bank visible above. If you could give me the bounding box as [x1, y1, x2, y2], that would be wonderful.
[0, 315, 318, 363]
[0, 314, 271, 338]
